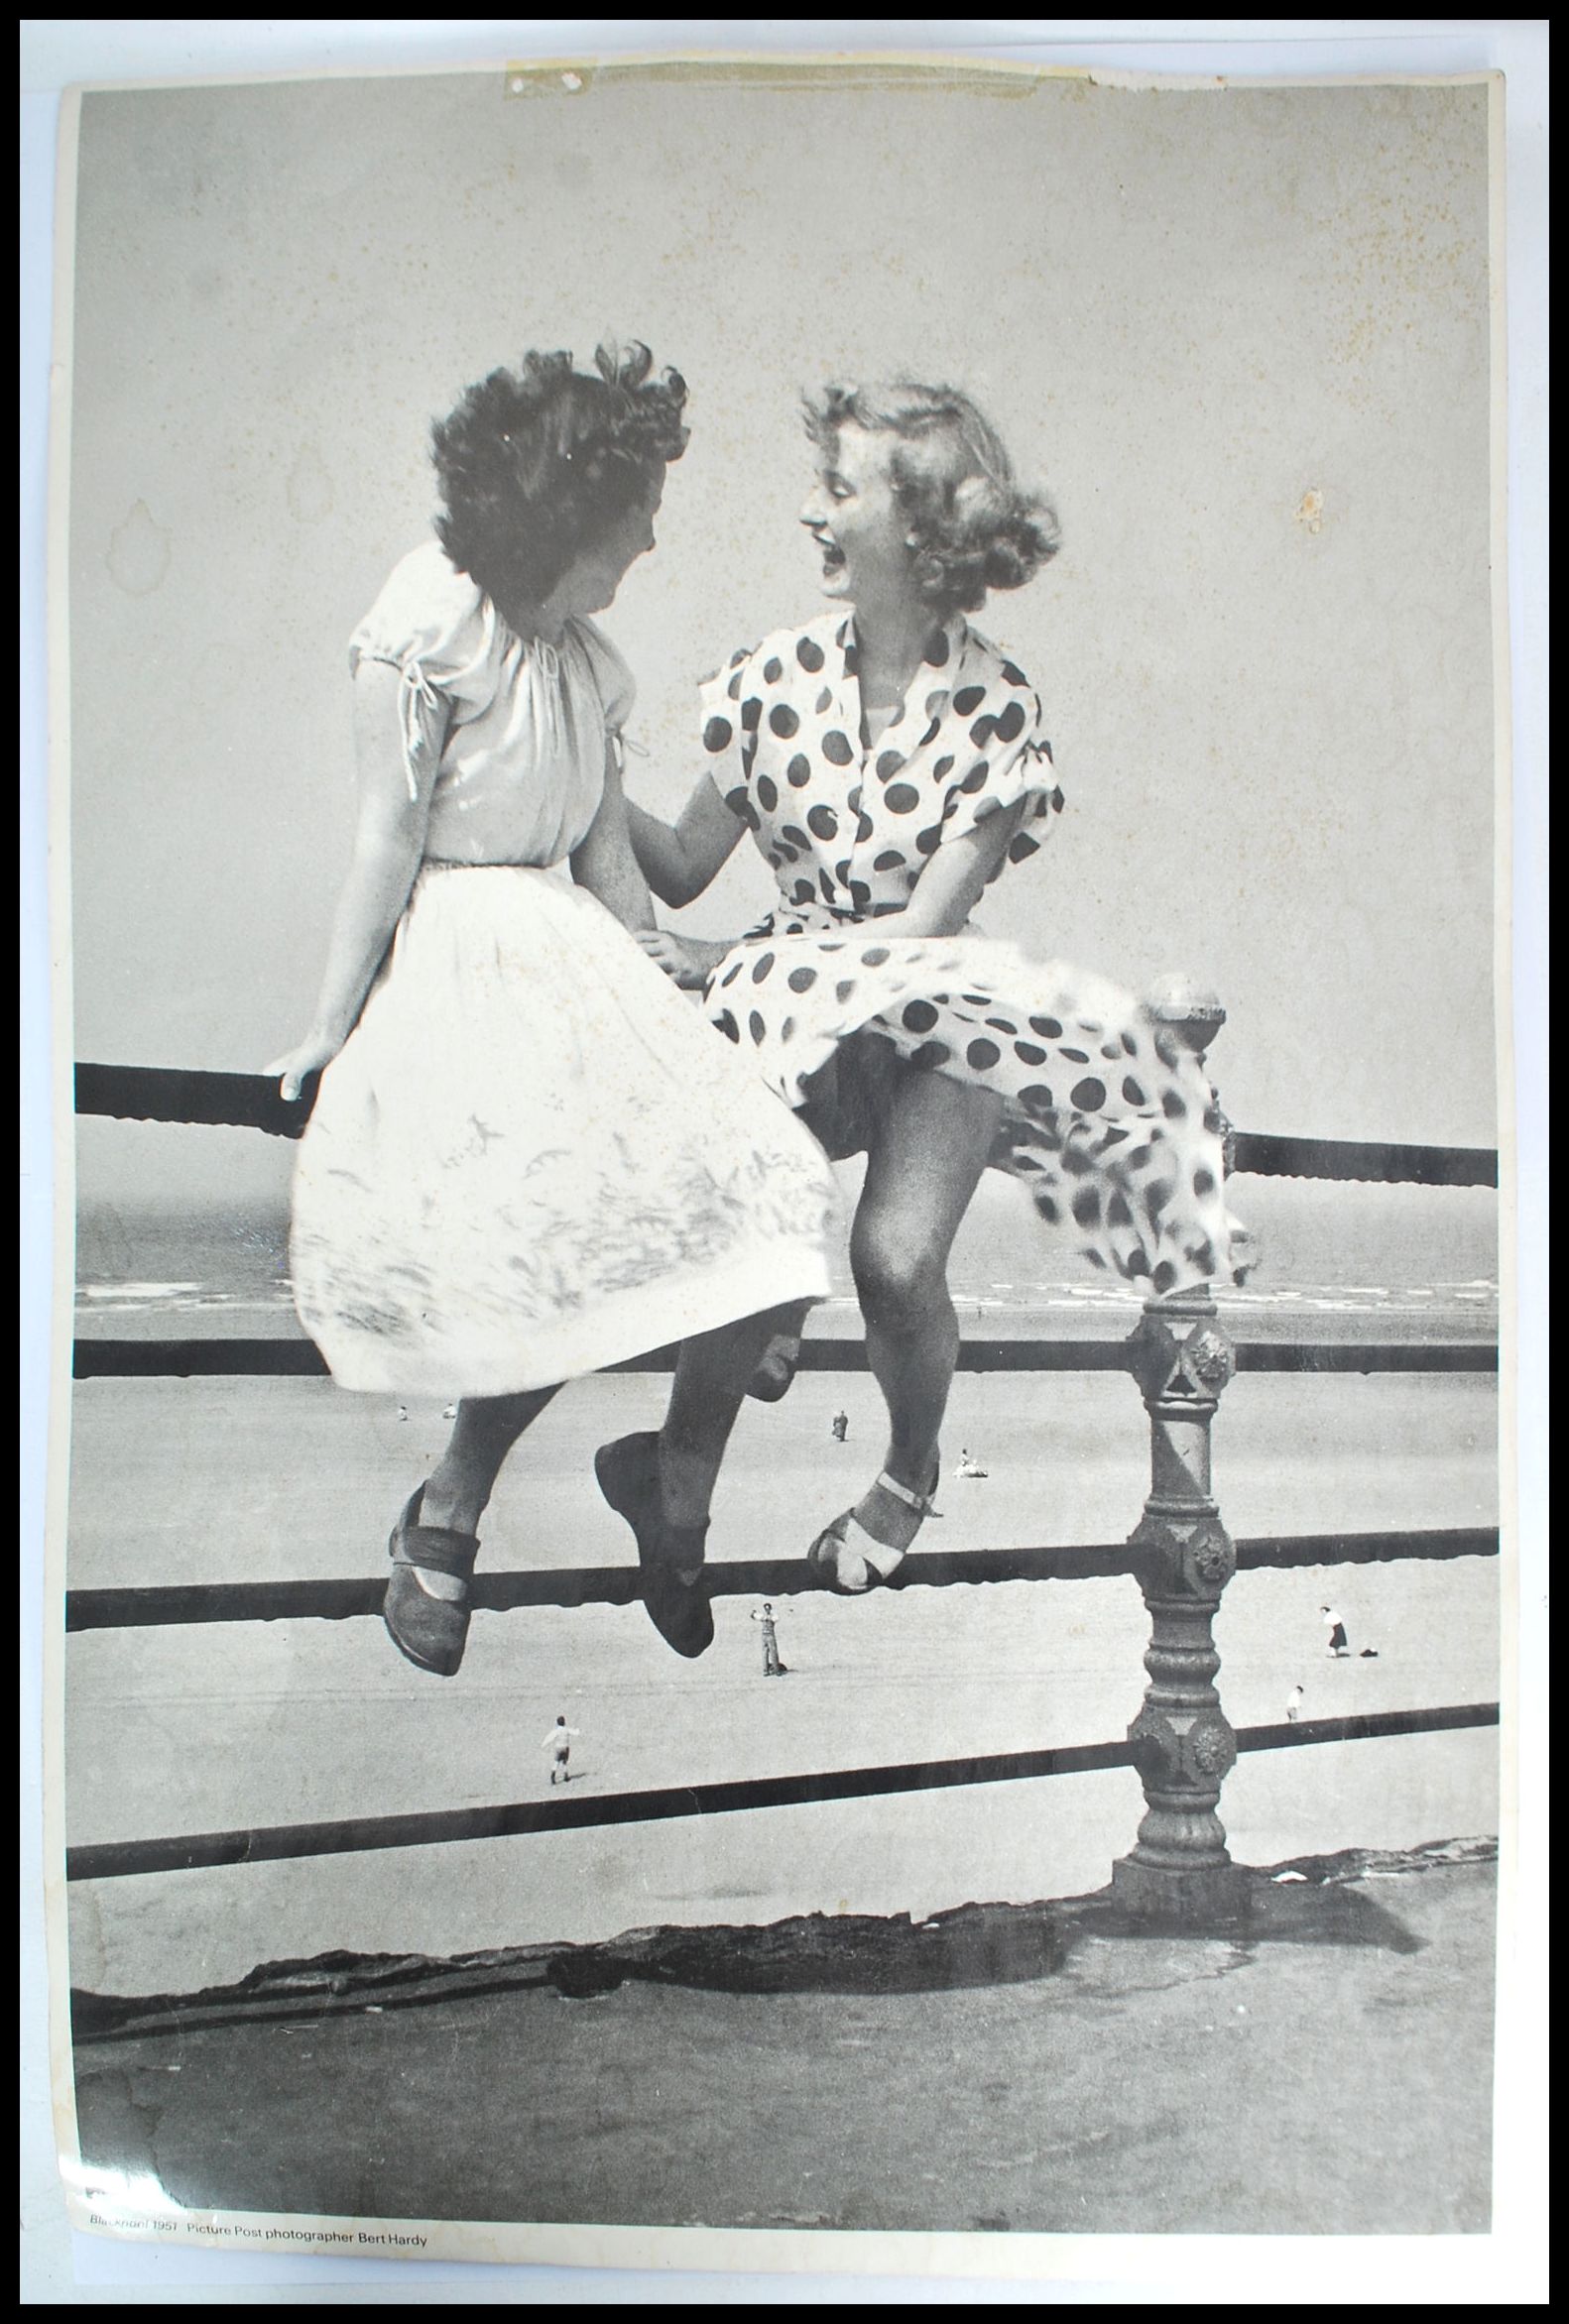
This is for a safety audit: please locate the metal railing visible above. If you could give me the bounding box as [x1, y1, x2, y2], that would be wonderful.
[66, 991, 1500, 1923]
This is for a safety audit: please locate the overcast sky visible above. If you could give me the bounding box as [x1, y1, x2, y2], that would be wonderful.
[60, 63, 1499, 1220]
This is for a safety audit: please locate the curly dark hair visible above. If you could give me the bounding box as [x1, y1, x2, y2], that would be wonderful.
[803, 380, 1059, 616]
[431, 340, 689, 610]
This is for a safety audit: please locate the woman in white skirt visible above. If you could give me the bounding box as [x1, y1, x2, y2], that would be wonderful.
[625, 379, 1253, 1605]
[268, 344, 837, 1677]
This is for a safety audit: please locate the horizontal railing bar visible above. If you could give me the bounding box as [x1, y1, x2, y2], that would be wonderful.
[1233, 1704, 1500, 1754]
[75, 1062, 315, 1140]
[74, 1064, 1500, 1189]
[62, 1527, 1500, 1634]
[63, 1701, 1500, 1883]
[1234, 1526, 1499, 1569]
[1230, 1130, 1498, 1189]
[71, 1336, 1498, 1382]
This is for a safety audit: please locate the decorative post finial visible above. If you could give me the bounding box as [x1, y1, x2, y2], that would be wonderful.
[1144, 972, 1226, 1063]
[1146, 972, 1235, 1174]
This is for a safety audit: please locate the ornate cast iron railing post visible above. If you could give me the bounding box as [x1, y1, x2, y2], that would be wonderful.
[1112, 978, 1251, 1923]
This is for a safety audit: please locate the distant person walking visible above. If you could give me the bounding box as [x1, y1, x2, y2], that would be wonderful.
[543, 1714, 581, 1784]
[751, 1601, 788, 1678]
[1321, 1605, 1350, 1658]
[1285, 1684, 1305, 1723]
[831, 1410, 849, 1443]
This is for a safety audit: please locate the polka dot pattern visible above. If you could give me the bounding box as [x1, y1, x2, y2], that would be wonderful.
[689, 612, 1247, 1294]
[699, 610, 1059, 923]
[694, 924, 1250, 1297]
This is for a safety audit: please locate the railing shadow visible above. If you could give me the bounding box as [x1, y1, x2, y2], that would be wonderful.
[74, 1844, 1495, 2047]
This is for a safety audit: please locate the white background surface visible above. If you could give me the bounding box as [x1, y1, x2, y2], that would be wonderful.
[21, 18, 1546, 2306]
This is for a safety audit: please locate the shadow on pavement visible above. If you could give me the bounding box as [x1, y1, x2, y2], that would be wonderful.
[73, 1839, 1489, 2043]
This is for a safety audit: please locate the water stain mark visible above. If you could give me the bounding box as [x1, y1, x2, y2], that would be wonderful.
[107, 503, 171, 597]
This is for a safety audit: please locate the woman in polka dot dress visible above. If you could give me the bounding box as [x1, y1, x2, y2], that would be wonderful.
[616, 381, 1251, 1602]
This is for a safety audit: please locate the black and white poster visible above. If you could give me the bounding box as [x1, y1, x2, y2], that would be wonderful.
[26, 22, 1546, 2304]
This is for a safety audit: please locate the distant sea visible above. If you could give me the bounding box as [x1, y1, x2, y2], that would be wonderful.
[73, 1173, 1500, 1348]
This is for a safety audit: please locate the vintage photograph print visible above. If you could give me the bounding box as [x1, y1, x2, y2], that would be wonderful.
[49, 56, 1506, 2265]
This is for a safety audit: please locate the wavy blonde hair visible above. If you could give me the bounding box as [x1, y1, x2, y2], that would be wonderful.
[804, 380, 1058, 615]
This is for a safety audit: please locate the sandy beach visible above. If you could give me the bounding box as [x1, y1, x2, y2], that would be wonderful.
[62, 1360, 1498, 2001]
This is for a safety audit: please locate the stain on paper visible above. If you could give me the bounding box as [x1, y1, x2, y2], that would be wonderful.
[107, 503, 171, 597]
[503, 57, 1039, 100]
[506, 64, 594, 100]
[1294, 489, 1326, 536]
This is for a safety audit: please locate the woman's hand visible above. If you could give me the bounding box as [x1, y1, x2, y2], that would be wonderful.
[266, 1027, 345, 1104]
[635, 929, 725, 989]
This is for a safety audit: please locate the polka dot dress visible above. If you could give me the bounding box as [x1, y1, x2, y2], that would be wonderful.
[697, 613, 1252, 1298]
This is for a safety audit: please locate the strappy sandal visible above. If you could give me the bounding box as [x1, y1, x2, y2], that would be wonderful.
[384, 1485, 480, 1678]
[594, 1432, 714, 1660]
[807, 1458, 939, 1595]
[745, 1329, 803, 1404]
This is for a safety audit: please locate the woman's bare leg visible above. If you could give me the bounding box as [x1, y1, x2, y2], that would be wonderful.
[748, 1296, 814, 1398]
[847, 1071, 1004, 1553]
[658, 1304, 807, 1531]
[413, 1387, 560, 1594]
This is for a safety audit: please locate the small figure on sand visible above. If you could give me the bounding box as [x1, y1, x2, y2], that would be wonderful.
[543, 1714, 581, 1785]
[831, 1409, 849, 1443]
[751, 1601, 788, 1677]
[954, 1448, 988, 1480]
[1285, 1684, 1304, 1723]
[1319, 1606, 1381, 1659]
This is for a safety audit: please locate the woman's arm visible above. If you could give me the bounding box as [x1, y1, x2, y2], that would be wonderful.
[895, 802, 1028, 939]
[580, 766, 731, 982]
[569, 742, 657, 932]
[625, 774, 747, 907]
[268, 661, 436, 1100]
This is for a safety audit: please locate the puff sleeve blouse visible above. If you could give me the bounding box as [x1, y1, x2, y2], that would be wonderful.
[348, 543, 636, 871]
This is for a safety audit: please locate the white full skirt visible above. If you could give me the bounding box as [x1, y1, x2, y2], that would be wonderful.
[290, 866, 837, 1397]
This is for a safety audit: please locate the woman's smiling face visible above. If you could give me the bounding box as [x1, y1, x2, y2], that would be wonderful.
[800, 421, 914, 609]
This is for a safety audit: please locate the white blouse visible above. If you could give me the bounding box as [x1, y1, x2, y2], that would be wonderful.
[349, 543, 636, 871]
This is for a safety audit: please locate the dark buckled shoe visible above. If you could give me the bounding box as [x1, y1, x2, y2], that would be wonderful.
[384, 1486, 480, 1678]
[594, 1432, 714, 1660]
